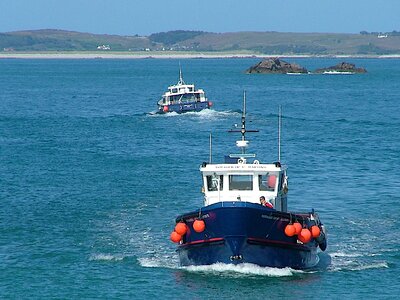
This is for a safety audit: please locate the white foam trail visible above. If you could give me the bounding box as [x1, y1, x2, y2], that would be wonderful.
[349, 262, 389, 271]
[330, 261, 388, 272]
[147, 109, 239, 119]
[194, 110, 241, 120]
[138, 256, 179, 269]
[328, 248, 390, 272]
[147, 111, 179, 117]
[188, 109, 240, 117]
[183, 263, 301, 277]
[331, 251, 363, 258]
[89, 254, 126, 262]
[139, 259, 302, 277]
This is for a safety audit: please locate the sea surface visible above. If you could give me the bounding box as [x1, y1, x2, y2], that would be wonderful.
[1, 58, 399, 299]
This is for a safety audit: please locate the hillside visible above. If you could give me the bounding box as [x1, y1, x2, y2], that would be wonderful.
[1, 29, 400, 55]
[0, 29, 155, 51]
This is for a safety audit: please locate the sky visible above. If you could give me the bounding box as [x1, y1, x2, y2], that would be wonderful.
[0, 0, 399, 36]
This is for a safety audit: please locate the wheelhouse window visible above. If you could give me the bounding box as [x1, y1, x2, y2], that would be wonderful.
[259, 173, 277, 191]
[229, 175, 253, 191]
[181, 93, 193, 102]
[206, 174, 223, 191]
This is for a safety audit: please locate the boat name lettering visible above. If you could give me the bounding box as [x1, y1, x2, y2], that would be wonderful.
[214, 165, 271, 169]
[261, 215, 289, 221]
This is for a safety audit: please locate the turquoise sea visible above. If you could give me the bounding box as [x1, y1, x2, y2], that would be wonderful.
[1, 58, 399, 299]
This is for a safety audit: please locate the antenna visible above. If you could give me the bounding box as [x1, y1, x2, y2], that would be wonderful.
[209, 132, 212, 163]
[178, 62, 184, 85]
[228, 91, 259, 155]
[278, 105, 282, 162]
[241, 91, 247, 142]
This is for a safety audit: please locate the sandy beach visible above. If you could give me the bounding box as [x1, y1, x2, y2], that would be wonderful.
[0, 52, 260, 59]
[1, 52, 399, 59]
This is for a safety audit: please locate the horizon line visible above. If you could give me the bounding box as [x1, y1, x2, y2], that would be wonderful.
[3, 28, 399, 37]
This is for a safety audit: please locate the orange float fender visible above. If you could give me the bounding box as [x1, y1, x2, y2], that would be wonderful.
[284, 224, 296, 237]
[298, 228, 312, 243]
[193, 219, 205, 233]
[293, 222, 302, 235]
[170, 231, 181, 243]
[310, 225, 321, 238]
[174, 222, 187, 236]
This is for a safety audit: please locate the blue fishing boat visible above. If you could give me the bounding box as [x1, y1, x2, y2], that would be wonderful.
[157, 68, 213, 113]
[170, 94, 327, 269]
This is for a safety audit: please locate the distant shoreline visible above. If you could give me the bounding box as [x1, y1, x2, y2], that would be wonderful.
[1, 52, 400, 59]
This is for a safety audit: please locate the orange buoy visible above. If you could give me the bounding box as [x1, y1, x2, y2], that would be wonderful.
[310, 225, 321, 238]
[163, 106, 169, 112]
[293, 222, 302, 235]
[174, 222, 187, 236]
[170, 231, 182, 243]
[193, 219, 205, 233]
[208, 101, 213, 107]
[298, 228, 312, 243]
[267, 175, 277, 188]
[284, 224, 296, 237]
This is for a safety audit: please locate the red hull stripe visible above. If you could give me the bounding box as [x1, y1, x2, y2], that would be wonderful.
[247, 237, 310, 251]
[179, 237, 224, 247]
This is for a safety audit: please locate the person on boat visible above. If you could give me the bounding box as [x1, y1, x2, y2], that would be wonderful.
[260, 196, 273, 208]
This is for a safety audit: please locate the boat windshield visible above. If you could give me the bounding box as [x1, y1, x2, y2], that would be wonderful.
[181, 93, 200, 102]
[229, 175, 253, 191]
[167, 93, 201, 104]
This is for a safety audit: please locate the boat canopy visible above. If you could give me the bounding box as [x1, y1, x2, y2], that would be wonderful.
[168, 84, 195, 94]
[160, 84, 207, 105]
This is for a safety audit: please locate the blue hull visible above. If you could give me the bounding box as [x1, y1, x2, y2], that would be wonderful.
[175, 202, 325, 269]
[159, 101, 210, 113]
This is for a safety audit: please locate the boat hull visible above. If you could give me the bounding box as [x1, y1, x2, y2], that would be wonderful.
[159, 101, 210, 113]
[175, 202, 325, 269]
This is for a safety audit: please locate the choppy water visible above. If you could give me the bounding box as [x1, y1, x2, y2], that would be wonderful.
[1, 58, 399, 299]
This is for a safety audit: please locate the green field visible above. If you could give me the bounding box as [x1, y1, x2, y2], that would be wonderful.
[1, 29, 400, 55]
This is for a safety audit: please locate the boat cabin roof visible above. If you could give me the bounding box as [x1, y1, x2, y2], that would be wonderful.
[200, 162, 283, 174]
[168, 83, 194, 90]
[166, 83, 204, 96]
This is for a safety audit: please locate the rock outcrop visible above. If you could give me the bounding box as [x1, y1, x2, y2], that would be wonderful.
[246, 58, 308, 74]
[314, 62, 367, 73]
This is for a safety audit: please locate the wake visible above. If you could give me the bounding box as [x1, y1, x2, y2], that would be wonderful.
[147, 109, 241, 119]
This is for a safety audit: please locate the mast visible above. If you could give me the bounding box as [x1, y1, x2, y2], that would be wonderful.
[241, 91, 247, 142]
[209, 132, 212, 164]
[278, 105, 282, 162]
[178, 62, 185, 85]
[228, 91, 258, 156]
